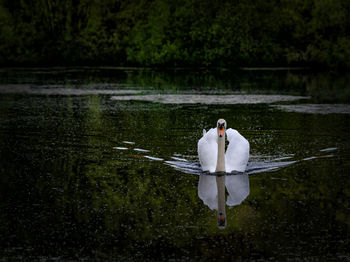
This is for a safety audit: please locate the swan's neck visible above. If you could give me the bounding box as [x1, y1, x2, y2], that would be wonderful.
[215, 134, 226, 172]
[216, 175, 226, 228]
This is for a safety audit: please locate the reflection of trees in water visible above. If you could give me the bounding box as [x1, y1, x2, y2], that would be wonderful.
[1, 68, 349, 103]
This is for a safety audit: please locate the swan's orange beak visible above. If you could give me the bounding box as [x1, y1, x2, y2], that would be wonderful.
[218, 127, 225, 137]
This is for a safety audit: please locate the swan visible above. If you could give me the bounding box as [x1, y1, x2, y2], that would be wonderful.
[198, 119, 250, 173]
[197, 119, 250, 228]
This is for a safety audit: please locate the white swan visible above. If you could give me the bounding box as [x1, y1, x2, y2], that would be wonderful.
[197, 119, 250, 228]
[198, 119, 250, 173]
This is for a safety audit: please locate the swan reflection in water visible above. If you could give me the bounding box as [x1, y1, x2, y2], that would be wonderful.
[198, 173, 249, 228]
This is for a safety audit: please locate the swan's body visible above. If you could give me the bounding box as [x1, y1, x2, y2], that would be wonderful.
[198, 127, 250, 173]
[197, 119, 250, 228]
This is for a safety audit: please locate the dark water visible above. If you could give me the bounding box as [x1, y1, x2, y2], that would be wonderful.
[0, 68, 349, 260]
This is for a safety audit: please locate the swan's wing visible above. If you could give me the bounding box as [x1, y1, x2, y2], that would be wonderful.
[198, 175, 218, 210]
[198, 128, 218, 173]
[225, 174, 250, 206]
[225, 128, 250, 172]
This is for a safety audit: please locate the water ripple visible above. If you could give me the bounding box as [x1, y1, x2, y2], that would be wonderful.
[113, 141, 337, 176]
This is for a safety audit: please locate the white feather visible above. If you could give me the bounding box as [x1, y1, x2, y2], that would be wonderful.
[197, 128, 218, 172]
[225, 128, 250, 172]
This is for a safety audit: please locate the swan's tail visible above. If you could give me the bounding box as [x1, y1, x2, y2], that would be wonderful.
[202, 129, 207, 136]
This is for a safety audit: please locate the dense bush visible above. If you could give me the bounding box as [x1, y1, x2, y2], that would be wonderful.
[0, 0, 349, 68]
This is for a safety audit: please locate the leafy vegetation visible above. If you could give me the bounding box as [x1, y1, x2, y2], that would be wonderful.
[0, 0, 349, 68]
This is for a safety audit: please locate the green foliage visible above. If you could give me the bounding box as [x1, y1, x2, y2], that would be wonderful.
[0, 0, 349, 68]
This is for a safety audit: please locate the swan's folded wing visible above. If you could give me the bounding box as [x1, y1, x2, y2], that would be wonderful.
[225, 128, 250, 172]
[198, 128, 218, 173]
[198, 175, 218, 210]
[225, 174, 250, 206]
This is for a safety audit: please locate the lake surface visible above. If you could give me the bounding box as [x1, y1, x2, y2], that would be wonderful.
[0, 68, 349, 260]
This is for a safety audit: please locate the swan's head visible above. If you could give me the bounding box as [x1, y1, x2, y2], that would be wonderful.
[217, 119, 226, 138]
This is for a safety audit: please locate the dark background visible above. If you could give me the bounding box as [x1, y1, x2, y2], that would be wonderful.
[0, 0, 349, 68]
